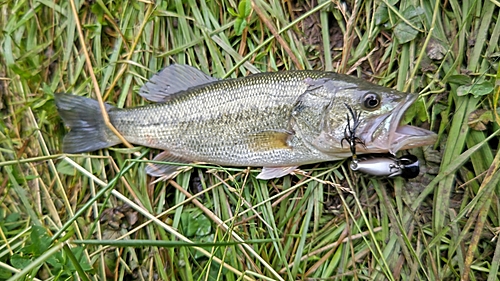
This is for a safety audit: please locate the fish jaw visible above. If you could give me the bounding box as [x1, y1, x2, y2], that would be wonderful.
[361, 94, 437, 154]
[389, 125, 437, 153]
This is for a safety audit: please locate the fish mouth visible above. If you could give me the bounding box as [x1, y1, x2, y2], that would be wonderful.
[362, 94, 437, 154]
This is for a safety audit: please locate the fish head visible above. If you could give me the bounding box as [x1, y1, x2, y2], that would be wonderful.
[311, 77, 437, 157]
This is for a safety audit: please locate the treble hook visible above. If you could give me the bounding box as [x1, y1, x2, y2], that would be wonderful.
[341, 103, 366, 161]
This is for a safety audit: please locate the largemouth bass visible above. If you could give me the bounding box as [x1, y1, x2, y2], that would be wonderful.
[55, 64, 436, 179]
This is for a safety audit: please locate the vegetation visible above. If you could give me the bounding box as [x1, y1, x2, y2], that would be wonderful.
[1, 0, 499, 280]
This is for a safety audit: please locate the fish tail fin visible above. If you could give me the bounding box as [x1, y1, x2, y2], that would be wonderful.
[54, 93, 121, 153]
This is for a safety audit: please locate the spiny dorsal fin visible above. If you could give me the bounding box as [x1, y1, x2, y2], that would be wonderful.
[139, 64, 218, 103]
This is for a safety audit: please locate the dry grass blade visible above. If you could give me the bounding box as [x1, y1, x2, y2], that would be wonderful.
[67, 0, 134, 151]
[251, 0, 302, 70]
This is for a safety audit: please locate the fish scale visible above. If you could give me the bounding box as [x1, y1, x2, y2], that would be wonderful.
[55, 64, 436, 179]
[115, 72, 310, 157]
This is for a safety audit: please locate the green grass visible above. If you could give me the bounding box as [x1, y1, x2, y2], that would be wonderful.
[1, 0, 499, 280]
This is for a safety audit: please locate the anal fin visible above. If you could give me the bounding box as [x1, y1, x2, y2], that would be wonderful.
[256, 166, 299, 180]
[145, 151, 192, 178]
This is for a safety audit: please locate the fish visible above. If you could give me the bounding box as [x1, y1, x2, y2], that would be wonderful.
[54, 64, 437, 179]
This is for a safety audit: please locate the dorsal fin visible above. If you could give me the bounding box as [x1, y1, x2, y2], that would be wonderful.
[139, 64, 218, 103]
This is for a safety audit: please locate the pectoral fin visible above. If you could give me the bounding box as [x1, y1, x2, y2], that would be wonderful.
[145, 151, 192, 178]
[256, 166, 299, 180]
[248, 131, 293, 151]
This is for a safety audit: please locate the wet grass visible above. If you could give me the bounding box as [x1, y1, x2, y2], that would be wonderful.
[1, 0, 499, 280]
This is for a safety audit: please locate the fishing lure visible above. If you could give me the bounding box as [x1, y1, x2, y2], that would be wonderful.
[350, 154, 420, 179]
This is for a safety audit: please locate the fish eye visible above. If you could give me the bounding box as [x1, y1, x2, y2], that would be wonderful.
[362, 92, 381, 110]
